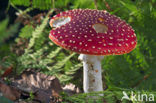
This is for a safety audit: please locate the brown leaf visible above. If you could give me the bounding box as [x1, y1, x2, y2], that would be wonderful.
[0, 82, 20, 101]
[63, 83, 81, 96]
[10, 69, 63, 102]
[1, 66, 13, 78]
[103, 0, 111, 11]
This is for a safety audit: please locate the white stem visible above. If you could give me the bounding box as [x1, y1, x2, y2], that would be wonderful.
[78, 54, 104, 94]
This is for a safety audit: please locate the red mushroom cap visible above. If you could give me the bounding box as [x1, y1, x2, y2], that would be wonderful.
[49, 9, 137, 55]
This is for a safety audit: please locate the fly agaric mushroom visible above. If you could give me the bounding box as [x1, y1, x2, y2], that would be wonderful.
[49, 9, 137, 94]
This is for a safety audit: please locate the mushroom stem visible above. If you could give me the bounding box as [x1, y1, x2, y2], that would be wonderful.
[78, 54, 104, 94]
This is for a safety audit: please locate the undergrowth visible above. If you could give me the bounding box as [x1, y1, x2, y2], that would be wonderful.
[0, 0, 156, 102]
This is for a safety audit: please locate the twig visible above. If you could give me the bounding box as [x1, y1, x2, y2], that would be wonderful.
[52, 0, 55, 10]
[5, 0, 11, 13]
[131, 73, 152, 88]
[103, 0, 111, 11]
[94, 0, 98, 9]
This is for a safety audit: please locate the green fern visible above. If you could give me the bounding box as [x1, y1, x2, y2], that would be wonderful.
[47, 53, 76, 72]
[26, 18, 48, 51]
[25, 9, 53, 52]
[65, 63, 82, 75]
[19, 25, 34, 39]
[73, 0, 95, 9]
[59, 63, 82, 82]
[62, 87, 156, 103]
[11, 0, 30, 6]
[10, 0, 53, 10]
[0, 18, 20, 44]
[47, 47, 62, 58]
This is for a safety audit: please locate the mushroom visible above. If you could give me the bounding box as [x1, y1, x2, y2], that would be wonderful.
[49, 9, 137, 94]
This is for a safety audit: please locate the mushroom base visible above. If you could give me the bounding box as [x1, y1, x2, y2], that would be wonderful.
[78, 54, 104, 95]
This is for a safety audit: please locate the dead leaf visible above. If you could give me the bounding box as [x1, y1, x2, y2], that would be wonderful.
[10, 69, 62, 103]
[1, 66, 13, 78]
[63, 83, 81, 96]
[0, 82, 20, 101]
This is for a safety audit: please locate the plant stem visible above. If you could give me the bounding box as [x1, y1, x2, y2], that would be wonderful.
[78, 54, 104, 95]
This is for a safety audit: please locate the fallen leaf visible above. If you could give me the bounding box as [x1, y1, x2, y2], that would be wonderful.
[0, 82, 20, 101]
[10, 69, 63, 102]
[1, 66, 13, 78]
[63, 83, 81, 96]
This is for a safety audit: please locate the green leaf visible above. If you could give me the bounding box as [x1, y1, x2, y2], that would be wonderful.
[11, 0, 52, 10]
[11, 0, 30, 6]
[19, 25, 34, 39]
[0, 18, 20, 44]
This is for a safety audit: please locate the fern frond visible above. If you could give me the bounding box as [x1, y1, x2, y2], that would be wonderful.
[47, 47, 62, 59]
[58, 74, 73, 83]
[47, 53, 76, 72]
[38, 47, 62, 68]
[0, 18, 20, 44]
[58, 63, 82, 82]
[11, 0, 53, 10]
[32, 0, 52, 10]
[25, 9, 53, 53]
[17, 46, 48, 72]
[11, 0, 30, 6]
[65, 63, 82, 75]
[18, 25, 34, 39]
